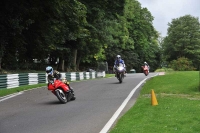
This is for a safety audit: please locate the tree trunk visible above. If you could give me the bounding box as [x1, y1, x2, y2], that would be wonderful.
[76, 55, 81, 71]
[61, 60, 64, 71]
[73, 49, 77, 71]
[0, 44, 3, 70]
[0, 57, 1, 70]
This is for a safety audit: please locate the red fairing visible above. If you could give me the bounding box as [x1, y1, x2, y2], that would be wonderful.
[48, 84, 55, 90]
[47, 80, 69, 92]
[141, 66, 148, 70]
[143, 66, 148, 70]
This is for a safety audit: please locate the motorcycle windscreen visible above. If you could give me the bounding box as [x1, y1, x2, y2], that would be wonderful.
[118, 63, 123, 67]
[117, 63, 124, 72]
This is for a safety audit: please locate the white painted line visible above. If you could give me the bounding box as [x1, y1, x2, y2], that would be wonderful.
[100, 74, 158, 133]
[0, 92, 24, 102]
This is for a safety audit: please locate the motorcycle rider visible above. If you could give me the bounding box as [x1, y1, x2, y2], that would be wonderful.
[45, 66, 74, 94]
[144, 61, 150, 73]
[113, 55, 126, 77]
[46, 66, 61, 83]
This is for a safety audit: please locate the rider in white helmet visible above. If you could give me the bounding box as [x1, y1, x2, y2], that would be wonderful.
[113, 55, 126, 77]
[46, 66, 61, 83]
[46, 66, 75, 94]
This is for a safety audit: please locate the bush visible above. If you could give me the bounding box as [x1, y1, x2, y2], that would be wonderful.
[169, 57, 196, 71]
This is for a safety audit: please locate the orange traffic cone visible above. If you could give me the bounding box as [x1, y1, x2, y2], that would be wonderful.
[151, 89, 158, 106]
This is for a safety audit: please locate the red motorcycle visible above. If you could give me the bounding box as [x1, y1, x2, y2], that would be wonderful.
[47, 79, 76, 104]
[141, 65, 149, 76]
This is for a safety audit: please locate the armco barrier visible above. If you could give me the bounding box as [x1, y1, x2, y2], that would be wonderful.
[0, 71, 105, 90]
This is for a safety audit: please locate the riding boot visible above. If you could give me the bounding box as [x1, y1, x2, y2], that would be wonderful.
[69, 86, 75, 95]
[70, 88, 74, 94]
[124, 71, 126, 77]
[114, 72, 116, 77]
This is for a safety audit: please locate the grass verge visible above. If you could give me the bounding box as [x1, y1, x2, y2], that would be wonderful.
[0, 83, 47, 97]
[155, 67, 174, 72]
[109, 71, 200, 133]
[105, 74, 115, 78]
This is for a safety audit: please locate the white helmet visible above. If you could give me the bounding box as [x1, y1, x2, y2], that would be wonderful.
[116, 55, 121, 60]
[46, 66, 53, 75]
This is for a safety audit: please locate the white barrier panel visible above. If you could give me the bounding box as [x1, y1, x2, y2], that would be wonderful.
[7, 74, 19, 79]
[28, 73, 38, 85]
[79, 72, 84, 80]
[7, 74, 19, 89]
[7, 81, 19, 89]
[85, 72, 90, 79]
[102, 71, 105, 77]
[70, 72, 76, 81]
[60, 73, 66, 79]
[45, 73, 48, 83]
[91, 72, 96, 79]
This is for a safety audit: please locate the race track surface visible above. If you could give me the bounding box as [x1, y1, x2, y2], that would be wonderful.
[0, 73, 158, 133]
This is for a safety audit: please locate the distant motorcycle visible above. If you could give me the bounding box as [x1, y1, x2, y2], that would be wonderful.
[115, 63, 125, 83]
[141, 65, 149, 76]
[47, 79, 76, 104]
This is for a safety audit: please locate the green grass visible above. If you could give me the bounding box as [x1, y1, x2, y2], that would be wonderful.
[155, 67, 174, 72]
[105, 74, 115, 78]
[109, 71, 200, 133]
[0, 83, 47, 97]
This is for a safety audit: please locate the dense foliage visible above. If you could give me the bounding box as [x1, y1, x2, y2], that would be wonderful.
[0, 0, 160, 72]
[169, 57, 195, 71]
[163, 15, 200, 69]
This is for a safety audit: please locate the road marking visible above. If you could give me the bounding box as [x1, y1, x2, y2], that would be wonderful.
[0, 92, 24, 102]
[100, 74, 158, 133]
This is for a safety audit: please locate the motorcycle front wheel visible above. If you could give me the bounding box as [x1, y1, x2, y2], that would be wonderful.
[55, 89, 67, 104]
[118, 73, 123, 83]
[144, 70, 149, 76]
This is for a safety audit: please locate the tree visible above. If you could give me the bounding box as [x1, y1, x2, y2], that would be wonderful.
[163, 15, 200, 68]
[114, 0, 159, 72]
[0, 0, 161, 72]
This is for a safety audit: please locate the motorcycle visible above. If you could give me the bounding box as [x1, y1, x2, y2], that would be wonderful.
[115, 63, 125, 83]
[47, 79, 76, 104]
[141, 65, 149, 76]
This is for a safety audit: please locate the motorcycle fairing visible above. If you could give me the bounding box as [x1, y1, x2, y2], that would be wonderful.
[143, 65, 148, 71]
[116, 63, 125, 72]
[48, 80, 69, 92]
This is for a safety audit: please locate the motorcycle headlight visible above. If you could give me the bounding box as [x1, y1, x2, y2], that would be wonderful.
[118, 67, 124, 71]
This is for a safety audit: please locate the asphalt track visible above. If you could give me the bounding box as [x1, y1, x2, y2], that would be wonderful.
[0, 73, 158, 133]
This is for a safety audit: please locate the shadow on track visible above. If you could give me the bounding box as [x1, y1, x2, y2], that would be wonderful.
[42, 101, 63, 105]
[104, 82, 126, 84]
